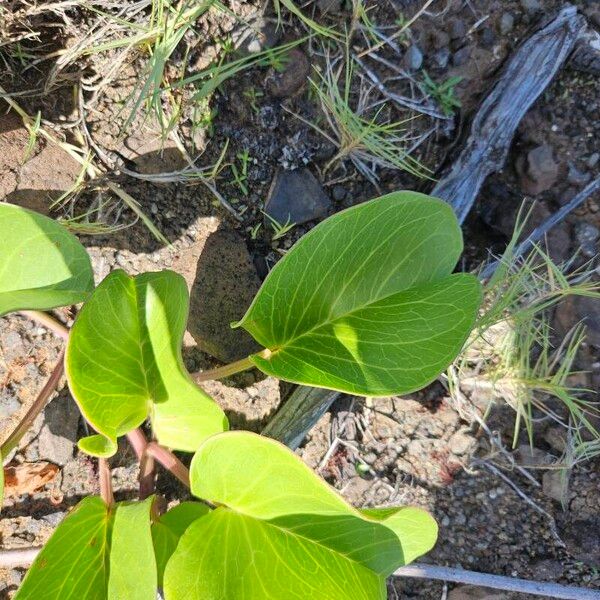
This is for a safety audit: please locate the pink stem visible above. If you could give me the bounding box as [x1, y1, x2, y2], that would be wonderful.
[126, 428, 156, 500]
[145, 442, 190, 488]
[99, 458, 114, 506]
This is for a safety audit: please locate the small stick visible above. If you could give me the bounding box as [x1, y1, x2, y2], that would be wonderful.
[0, 547, 42, 569]
[394, 564, 600, 599]
[480, 177, 600, 279]
[1, 350, 65, 457]
[99, 458, 114, 506]
[18, 311, 69, 340]
[145, 442, 190, 488]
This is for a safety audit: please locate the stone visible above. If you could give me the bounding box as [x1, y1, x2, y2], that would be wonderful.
[266, 48, 310, 98]
[448, 584, 510, 599]
[317, 0, 342, 13]
[574, 222, 599, 257]
[449, 429, 476, 455]
[404, 45, 423, 71]
[201, 376, 281, 430]
[332, 184, 346, 201]
[371, 413, 400, 439]
[480, 27, 496, 49]
[500, 13, 515, 35]
[232, 16, 281, 55]
[567, 164, 592, 187]
[542, 469, 569, 503]
[587, 153, 599, 169]
[121, 126, 187, 175]
[515, 444, 551, 467]
[555, 295, 600, 347]
[173, 223, 262, 363]
[516, 145, 559, 195]
[520, 0, 542, 14]
[0, 111, 81, 213]
[531, 558, 565, 581]
[453, 47, 471, 67]
[36, 391, 80, 466]
[265, 168, 331, 226]
[449, 19, 467, 40]
[433, 48, 451, 70]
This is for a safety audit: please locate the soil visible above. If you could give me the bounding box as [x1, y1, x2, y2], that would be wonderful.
[1, 0, 599, 598]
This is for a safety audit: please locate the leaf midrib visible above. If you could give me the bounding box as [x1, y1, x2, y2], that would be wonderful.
[265, 273, 461, 360]
[219, 505, 387, 577]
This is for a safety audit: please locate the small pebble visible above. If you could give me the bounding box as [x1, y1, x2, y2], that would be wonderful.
[404, 45, 423, 71]
[332, 184, 346, 201]
[575, 222, 599, 257]
[480, 27, 496, 48]
[450, 19, 466, 40]
[433, 48, 451, 69]
[500, 12, 515, 34]
[521, 0, 542, 14]
[587, 152, 599, 169]
[453, 47, 471, 67]
[567, 164, 592, 186]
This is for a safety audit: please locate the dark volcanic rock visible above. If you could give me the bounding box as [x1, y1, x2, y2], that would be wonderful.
[265, 168, 331, 226]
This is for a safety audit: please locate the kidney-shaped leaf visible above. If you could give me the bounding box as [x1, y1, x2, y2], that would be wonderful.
[152, 501, 210, 587]
[66, 269, 228, 457]
[15, 496, 156, 600]
[235, 192, 482, 395]
[163, 432, 437, 600]
[0, 203, 94, 316]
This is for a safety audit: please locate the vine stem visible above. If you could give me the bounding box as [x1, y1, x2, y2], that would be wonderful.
[19, 310, 69, 340]
[194, 350, 271, 383]
[126, 428, 156, 500]
[99, 458, 114, 506]
[145, 442, 190, 488]
[1, 349, 66, 458]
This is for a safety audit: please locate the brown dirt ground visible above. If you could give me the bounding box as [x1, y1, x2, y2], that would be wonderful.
[0, 0, 599, 598]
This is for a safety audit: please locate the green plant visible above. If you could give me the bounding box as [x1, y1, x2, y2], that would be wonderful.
[303, 49, 430, 184]
[0, 191, 482, 599]
[262, 211, 296, 241]
[230, 149, 251, 195]
[422, 71, 462, 117]
[448, 218, 600, 451]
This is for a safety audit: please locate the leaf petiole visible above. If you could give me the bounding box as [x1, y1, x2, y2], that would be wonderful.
[145, 442, 190, 488]
[193, 351, 270, 383]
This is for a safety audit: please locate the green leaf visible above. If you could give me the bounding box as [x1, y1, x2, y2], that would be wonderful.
[65, 269, 228, 457]
[0, 449, 4, 509]
[109, 498, 157, 600]
[15, 496, 157, 600]
[152, 502, 210, 587]
[235, 192, 482, 395]
[164, 432, 437, 600]
[0, 203, 94, 316]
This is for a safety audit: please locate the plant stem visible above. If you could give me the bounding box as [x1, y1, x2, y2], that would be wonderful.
[19, 310, 69, 340]
[194, 351, 271, 382]
[126, 428, 147, 459]
[1, 350, 65, 458]
[99, 458, 114, 506]
[145, 442, 190, 488]
[126, 428, 156, 500]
